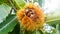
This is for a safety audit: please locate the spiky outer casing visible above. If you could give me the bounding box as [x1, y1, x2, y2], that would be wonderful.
[16, 3, 44, 31]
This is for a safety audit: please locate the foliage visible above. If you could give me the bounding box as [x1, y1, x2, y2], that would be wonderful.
[0, 0, 60, 34]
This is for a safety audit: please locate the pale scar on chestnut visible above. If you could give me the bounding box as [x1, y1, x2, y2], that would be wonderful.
[24, 8, 38, 21]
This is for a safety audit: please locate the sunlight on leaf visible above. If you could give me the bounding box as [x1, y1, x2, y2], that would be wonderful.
[0, 4, 11, 23]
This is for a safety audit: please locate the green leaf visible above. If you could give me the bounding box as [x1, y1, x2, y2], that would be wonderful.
[0, 4, 11, 23]
[12, 0, 25, 9]
[36, 30, 43, 34]
[46, 9, 60, 25]
[9, 23, 20, 34]
[38, 0, 45, 7]
[38, 0, 42, 7]
[25, 31, 36, 34]
[0, 15, 18, 34]
[46, 19, 60, 25]
[0, 0, 11, 6]
[24, 30, 43, 34]
[56, 24, 60, 34]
